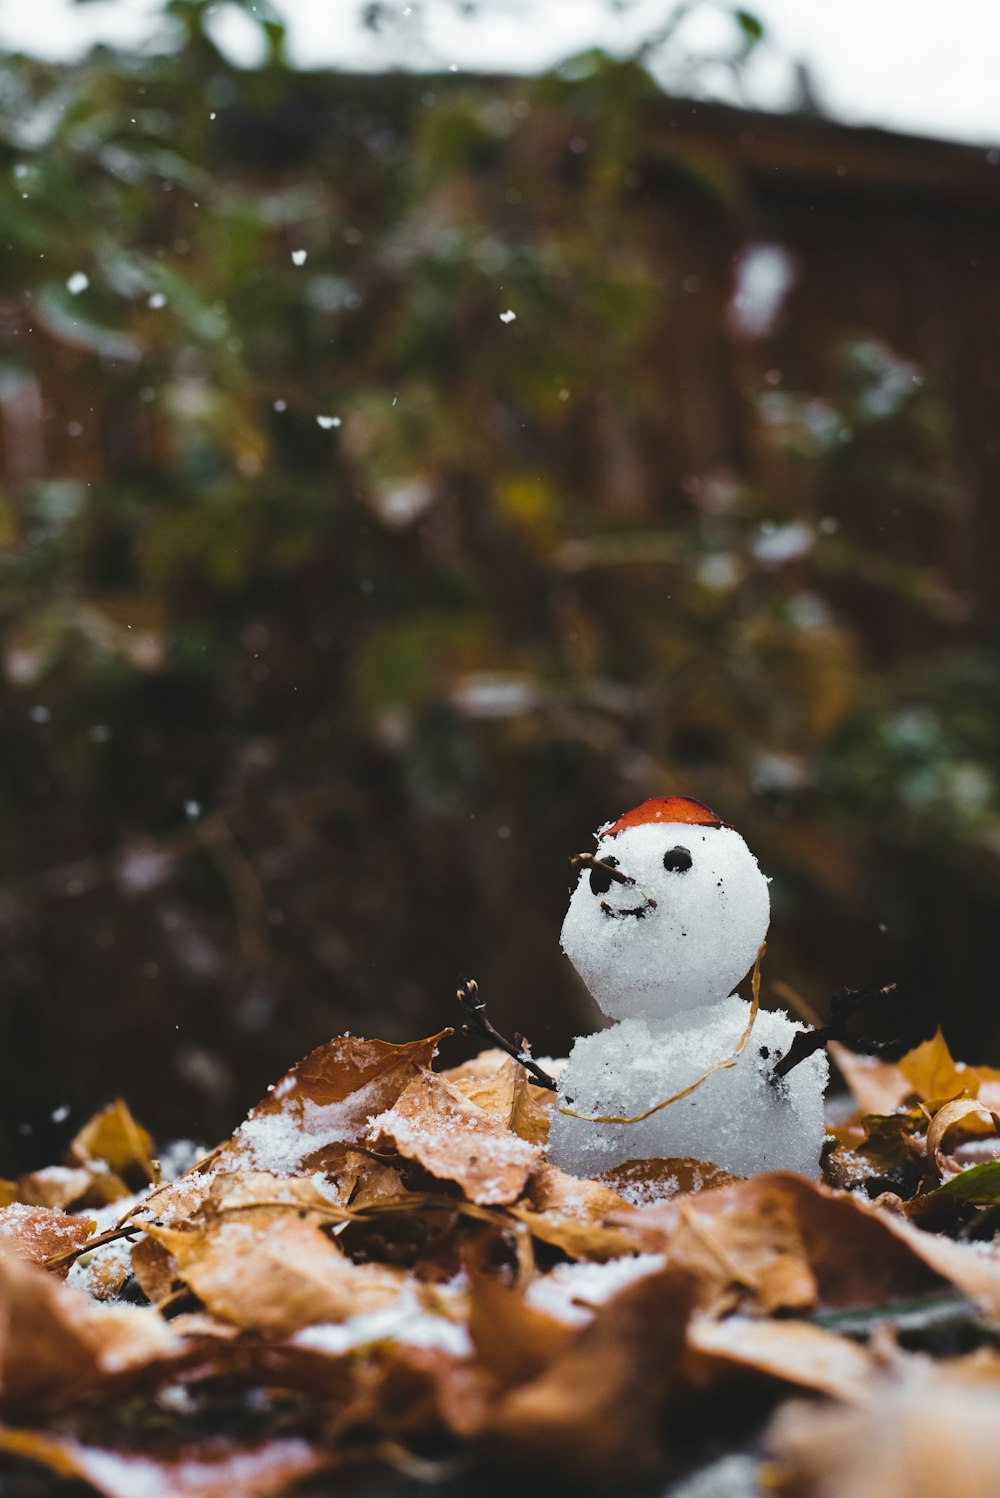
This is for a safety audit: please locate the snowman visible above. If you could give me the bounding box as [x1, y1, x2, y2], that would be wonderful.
[546, 796, 828, 1180]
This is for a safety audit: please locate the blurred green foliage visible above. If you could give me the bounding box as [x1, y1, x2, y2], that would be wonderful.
[0, 2, 999, 1168]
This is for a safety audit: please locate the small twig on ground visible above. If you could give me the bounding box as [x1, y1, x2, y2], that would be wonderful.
[569, 852, 636, 887]
[772, 982, 901, 1080]
[42, 1223, 143, 1272]
[456, 978, 558, 1092]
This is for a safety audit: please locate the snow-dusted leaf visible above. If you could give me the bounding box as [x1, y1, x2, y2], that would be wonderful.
[0, 1429, 326, 1498]
[0, 1204, 94, 1273]
[368, 1068, 542, 1205]
[143, 1210, 405, 1336]
[449, 1054, 552, 1145]
[511, 1163, 638, 1261]
[596, 1156, 740, 1206]
[227, 1030, 450, 1175]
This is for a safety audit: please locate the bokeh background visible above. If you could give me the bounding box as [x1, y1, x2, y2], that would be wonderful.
[2, 0, 1000, 1172]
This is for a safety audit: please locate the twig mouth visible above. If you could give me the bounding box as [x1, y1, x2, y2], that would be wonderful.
[599, 899, 656, 920]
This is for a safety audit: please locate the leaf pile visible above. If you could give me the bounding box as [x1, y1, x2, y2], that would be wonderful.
[5, 1029, 1000, 1496]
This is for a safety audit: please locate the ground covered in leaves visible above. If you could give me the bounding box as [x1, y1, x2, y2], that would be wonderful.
[4, 1028, 1000, 1497]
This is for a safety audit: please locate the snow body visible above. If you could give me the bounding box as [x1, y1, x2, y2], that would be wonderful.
[547, 806, 828, 1179]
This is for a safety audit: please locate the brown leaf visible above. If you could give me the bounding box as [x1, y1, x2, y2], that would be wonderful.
[899, 1029, 972, 1105]
[622, 1173, 950, 1317]
[686, 1313, 876, 1402]
[767, 1360, 1000, 1498]
[226, 1031, 450, 1175]
[874, 1212, 1000, 1321]
[130, 1234, 177, 1303]
[480, 1267, 694, 1484]
[0, 1182, 17, 1209]
[467, 1271, 575, 1386]
[368, 1069, 541, 1206]
[449, 1055, 552, 1146]
[926, 1097, 1000, 1180]
[0, 1429, 326, 1498]
[70, 1099, 156, 1182]
[145, 1210, 405, 1336]
[822, 1109, 927, 1196]
[827, 1041, 910, 1115]
[596, 1157, 740, 1207]
[15, 1167, 94, 1211]
[0, 1204, 94, 1274]
[0, 1254, 180, 1414]
[510, 1163, 639, 1261]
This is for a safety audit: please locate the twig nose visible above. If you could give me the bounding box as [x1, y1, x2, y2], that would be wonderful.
[569, 851, 636, 887]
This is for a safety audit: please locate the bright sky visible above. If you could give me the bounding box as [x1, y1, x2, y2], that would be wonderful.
[1, 0, 998, 148]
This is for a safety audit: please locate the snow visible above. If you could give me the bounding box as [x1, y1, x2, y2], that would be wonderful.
[68, 1190, 150, 1300]
[290, 249, 307, 266]
[525, 1254, 667, 1325]
[293, 1286, 471, 1357]
[232, 1079, 395, 1174]
[561, 821, 770, 1020]
[315, 414, 341, 429]
[68, 1229, 134, 1299]
[499, 308, 517, 323]
[147, 292, 167, 309]
[66, 271, 88, 294]
[549, 1001, 827, 1178]
[552, 812, 828, 1179]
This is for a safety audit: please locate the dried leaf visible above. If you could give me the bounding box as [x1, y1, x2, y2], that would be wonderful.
[0, 1429, 326, 1498]
[828, 1041, 910, 1115]
[0, 1254, 179, 1413]
[480, 1267, 694, 1483]
[368, 1069, 541, 1206]
[622, 1173, 949, 1317]
[226, 1031, 450, 1175]
[823, 1109, 928, 1195]
[926, 1097, 999, 1179]
[0, 1204, 94, 1273]
[16, 1166, 94, 1211]
[511, 1163, 639, 1261]
[130, 1233, 177, 1303]
[467, 1271, 575, 1385]
[450, 1055, 552, 1146]
[877, 1212, 1000, 1319]
[70, 1099, 156, 1182]
[596, 1157, 739, 1207]
[144, 1210, 405, 1335]
[899, 1029, 972, 1105]
[687, 1313, 876, 1402]
[767, 1361, 1000, 1498]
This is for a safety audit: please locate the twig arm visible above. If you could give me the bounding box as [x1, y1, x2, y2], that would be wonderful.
[772, 982, 900, 1080]
[456, 979, 558, 1092]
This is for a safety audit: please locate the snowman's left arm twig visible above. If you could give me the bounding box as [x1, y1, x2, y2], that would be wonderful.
[455, 979, 559, 1092]
[772, 981, 900, 1080]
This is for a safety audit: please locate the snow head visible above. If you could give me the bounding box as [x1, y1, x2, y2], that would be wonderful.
[560, 796, 770, 1024]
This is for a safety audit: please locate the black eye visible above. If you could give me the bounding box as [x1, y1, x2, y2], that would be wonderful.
[589, 855, 618, 895]
[663, 846, 692, 874]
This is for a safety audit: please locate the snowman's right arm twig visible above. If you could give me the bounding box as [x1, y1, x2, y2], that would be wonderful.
[772, 981, 900, 1080]
[455, 979, 559, 1092]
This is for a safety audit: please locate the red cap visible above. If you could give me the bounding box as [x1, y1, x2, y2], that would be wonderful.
[602, 796, 726, 838]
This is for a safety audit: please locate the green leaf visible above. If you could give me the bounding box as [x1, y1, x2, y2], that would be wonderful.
[918, 1160, 1000, 1205]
